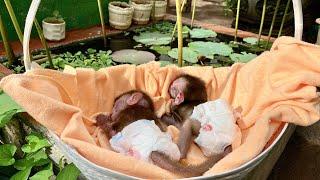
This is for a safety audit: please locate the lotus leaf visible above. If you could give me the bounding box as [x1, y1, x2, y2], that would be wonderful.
[230, 52, 257, 63]
[133, 32, 173, 45]
[112, 49, 155, 64]
[188, 41, 233, 59]
[168, 47, 198, 63]
[243, 37, 258, 45]
[150, 46, 171, 55]
[189, 28, 217, 38]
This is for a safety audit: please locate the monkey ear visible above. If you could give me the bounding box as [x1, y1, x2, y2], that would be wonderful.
[173, 92, 184, 106]
[127, 92, 143, 105]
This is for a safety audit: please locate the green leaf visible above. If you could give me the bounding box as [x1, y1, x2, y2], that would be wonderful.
[168, 47, 198, 63]
[21, 134, 51, 153]
[0, 92, 24, 128]
[29, 162, 53, 180]
[133, 32, 173, 45]
[87, 48, 97, 54]
[14, 149, 49, 170]
[0, 144, 17, 166]
[111, 49, 155, 64]
[243, 37, 258, 45]
[150, 45, 171, 55]
[189, 28, 217, 38]
[230, 52, 258, 63]
[158, 61, 174, 67]
[10, 167, 32, 180]
[188, 41, 233, 58]
[56, 163, 80, 180]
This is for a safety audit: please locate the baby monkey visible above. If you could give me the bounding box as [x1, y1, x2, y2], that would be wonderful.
[161, 74, 207, 128]
[96, 90, 230, 177]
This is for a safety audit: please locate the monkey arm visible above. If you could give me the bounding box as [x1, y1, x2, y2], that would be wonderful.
[177, 119, 201, 159]
[160, 112, 183, 128]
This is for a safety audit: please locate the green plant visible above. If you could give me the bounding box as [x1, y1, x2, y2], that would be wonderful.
[44, 10, 64, 23]
[133, 32, 173, 46]
[189, 28, 217, 39]
[0, 91, 81, 179]
[41, 48, 114, 70]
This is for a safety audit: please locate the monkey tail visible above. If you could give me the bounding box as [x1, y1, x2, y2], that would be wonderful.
[150, 151, 226, 178]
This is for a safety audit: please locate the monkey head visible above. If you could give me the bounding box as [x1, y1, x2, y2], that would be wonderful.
[97, 90, 156, 138]
[169, 74, 207, 107]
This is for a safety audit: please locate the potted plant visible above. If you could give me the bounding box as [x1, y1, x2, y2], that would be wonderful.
[42, 10, 65, 41]
[109, 1, 134, 30]
[151, 0, 167, 21]
[130, 0, 153, 25]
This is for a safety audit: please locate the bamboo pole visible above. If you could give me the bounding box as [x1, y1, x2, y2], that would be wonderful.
[0, 14, 15, 66]
[257, 0, 267, 44]
[3, 0, 23, 43]
[171, 0, 187, 42]
[266, 0, 281, 48]
[176, 0, 183, 67]
[97, 0, 107, 48]
[278, 0, 291, 37]
[234, 0, 241, 42]
[33, 19, 53, 68]
[191, 0, 197, 27]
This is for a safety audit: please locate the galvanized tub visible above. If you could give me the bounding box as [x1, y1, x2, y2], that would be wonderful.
[21, 0, 302, 179]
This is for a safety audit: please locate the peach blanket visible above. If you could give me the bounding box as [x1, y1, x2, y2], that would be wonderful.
[1, 37, 320, 178]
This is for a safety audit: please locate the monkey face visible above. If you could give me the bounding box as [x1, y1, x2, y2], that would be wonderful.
[169, 77, 187, 106]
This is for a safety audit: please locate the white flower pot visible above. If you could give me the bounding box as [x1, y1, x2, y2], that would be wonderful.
[42, 18, 65, 41]
[109, 2, 134, 30]
[152, 1, 167, 21]
[131, 1, 153, 25]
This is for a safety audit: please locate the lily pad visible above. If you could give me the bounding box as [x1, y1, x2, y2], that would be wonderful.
[188, 41, 233, 59]
[133, 32, 173, 45]
[230, 52, 257, 63]
[150, 45, 171, 55]
[175, 26, 191, 38]
[243, 37, 258, 45]
[189, 28, 217, 39]
[168, 47, 198, 63]
[158, 61, 174, 67]
[112, 49, 155, 64]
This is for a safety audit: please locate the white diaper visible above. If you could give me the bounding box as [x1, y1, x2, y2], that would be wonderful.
[109, 120, 181, 163]
[190, 99, 237, 156]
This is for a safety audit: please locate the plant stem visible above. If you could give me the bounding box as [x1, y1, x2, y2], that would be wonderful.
[278, 0, 291, 37]
[257, 0, 267, 45]
[266, 0, 281, 48]
[234, 0, 241, 42]
[97, 0, 107, 48]
[191, 0, 197, 27]
[4, 0, 23, 43]
[176, 0, 183, 67]
[34, 19, 53, 68]
[171, 0, 187, 42]
[0, 14, 15, 66]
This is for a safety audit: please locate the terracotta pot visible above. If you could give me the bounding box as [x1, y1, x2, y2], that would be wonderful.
[108, 1, 134, 30]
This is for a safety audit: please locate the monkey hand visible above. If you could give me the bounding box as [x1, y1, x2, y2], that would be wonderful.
[95, 113, 112, 129]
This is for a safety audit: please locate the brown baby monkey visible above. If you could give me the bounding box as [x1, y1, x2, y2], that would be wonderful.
[161, 74, 207, 128]
[95, 90, 231, 178]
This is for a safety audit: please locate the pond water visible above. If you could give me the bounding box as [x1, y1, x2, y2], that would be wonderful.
[6, 21, 272, 73]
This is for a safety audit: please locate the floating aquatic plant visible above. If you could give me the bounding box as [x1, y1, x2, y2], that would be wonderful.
[150, 45, 171, 55]
[188, 41, 233, 58]
[133, 32, 173, 46]
[230, 52, 257, 63]
[112, 49, 155, 64]
[189, 28, 217, 39]
[168, 47, 198, 63]
[243, 37, 258, 45]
